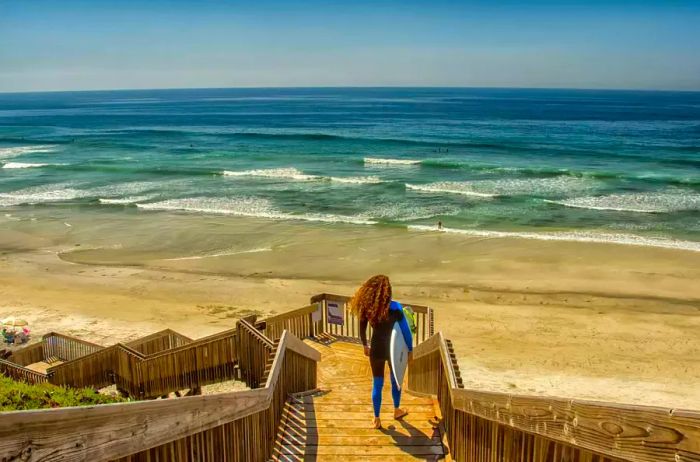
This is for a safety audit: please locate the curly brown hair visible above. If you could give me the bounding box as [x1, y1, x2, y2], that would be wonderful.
[350, 274, 392, 327]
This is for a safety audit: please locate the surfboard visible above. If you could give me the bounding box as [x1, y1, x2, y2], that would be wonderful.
[389, 322, 409, 390]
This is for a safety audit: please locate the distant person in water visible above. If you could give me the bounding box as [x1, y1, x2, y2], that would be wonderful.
[351, 275, 413, 429]
[437, 220, 443, 230]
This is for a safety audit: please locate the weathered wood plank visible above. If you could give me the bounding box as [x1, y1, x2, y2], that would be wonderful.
[282, 418, 437, 430]
[277, 435, 441, 446]
[0, 388, 270, 461]
[284, 410, 437, 420]
[289, 403, 435, 412]
[272, 454, 439, 462]
[276, 444, 444, 455]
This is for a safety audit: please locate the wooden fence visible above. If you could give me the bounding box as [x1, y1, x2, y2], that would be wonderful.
[7, 341, 45, 367]
[0, 330, 320, 462]
[260, 304, 317, 341]
[125, 329, 193, 355]
[408, 332, 700, 462]
[43, 332, 104, 362]
[237, 319, 275, 388]
[48, 345, 120, 390]
[0, 358, 47, 384]
[134, 328, 238, 398]
[306, 293, 435, 345]
[2, 326, 240, 400]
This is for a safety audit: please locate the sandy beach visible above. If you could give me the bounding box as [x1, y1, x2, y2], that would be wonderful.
[1, 209, 699, 409]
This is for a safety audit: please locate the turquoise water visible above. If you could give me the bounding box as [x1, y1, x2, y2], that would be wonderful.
[0, 88, 698, 250]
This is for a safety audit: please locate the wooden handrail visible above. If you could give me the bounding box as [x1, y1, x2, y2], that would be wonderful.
[407, 332, 700, 462]
[412, 332, 459, 389]
[7, 342, 45, 367]
[238, 319, 274, 348]
[310, 292, 430, 313]
[0, 358, 47, 384]
[42, 332, 104, 350]
[0, 330, 319, 461]
[309, 292, 434, 344]
[141, 327, 237, 359]
[263, 304, 318, 325]
[124, 329, 193, 355]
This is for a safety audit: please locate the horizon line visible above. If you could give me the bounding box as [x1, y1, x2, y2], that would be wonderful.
[2, 84, 700, 96]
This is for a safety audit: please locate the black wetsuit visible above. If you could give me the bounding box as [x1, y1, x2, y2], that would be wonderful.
[360, 309, 404, 377]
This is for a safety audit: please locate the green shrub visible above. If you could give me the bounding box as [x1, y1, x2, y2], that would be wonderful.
[0, 376, 126, 411]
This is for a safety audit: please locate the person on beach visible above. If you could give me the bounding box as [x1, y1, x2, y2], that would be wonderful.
[351, 274, 413, 429]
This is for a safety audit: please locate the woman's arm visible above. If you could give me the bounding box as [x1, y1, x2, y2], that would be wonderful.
[359, 318, 370, 356]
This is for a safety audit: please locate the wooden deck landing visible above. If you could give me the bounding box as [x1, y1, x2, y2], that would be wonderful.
[272, 338, 446, 461]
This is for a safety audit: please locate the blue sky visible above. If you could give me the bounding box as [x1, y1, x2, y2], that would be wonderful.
[1, 0, 699, 92]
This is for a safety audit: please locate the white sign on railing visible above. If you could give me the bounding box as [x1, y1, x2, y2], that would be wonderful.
[326, 301, 344, 325]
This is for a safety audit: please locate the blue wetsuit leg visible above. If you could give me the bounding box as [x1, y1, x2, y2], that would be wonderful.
[371, 376, 384, 417]
[389, 367, 401, 408]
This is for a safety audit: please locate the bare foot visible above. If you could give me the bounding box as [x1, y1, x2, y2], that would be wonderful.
[371, 417, 382, 429]
[394, 408, 408, 420]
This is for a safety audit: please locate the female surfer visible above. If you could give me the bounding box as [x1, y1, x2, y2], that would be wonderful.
[351, 274, 413, 429]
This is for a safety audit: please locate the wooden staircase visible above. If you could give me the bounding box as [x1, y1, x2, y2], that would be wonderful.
[443, 339, 463, 388]
[261, 340, 280, 385]
[270, 339, 447, 461]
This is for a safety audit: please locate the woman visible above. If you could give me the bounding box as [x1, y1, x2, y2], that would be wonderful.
[351, 275, 413, 429]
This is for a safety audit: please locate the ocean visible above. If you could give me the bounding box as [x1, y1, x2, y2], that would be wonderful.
[0, 87, 699, 251]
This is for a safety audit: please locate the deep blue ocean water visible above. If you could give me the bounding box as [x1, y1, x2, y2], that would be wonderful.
[0, 88, 698, 250]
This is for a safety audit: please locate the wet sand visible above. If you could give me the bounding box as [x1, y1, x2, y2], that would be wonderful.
[1, 209, 699, 409]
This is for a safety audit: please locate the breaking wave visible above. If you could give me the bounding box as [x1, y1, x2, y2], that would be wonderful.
[0, 145, 57, 159]
[136, 197, 377, 225]
[407, 225, 700, 252]
[405, 182, 497, 198]
[545, 191, 700, 214]
[2, 162, 50, 169]
[223, 167, 319, 181]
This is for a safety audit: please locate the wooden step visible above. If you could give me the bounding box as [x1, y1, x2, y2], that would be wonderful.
[272, 455, 442, 462]
[282, 418, 438, 430]
[278, 427, 440, 439]
[277, 434, 441, 446]
[275, 444, 443, 456]
[288, 403, 435, 413]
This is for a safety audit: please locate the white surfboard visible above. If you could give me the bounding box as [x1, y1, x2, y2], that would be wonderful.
[389, 322, 409, 390]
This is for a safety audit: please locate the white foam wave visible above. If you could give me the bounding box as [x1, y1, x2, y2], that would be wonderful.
[361, 203, 459, 221]
[545, 191, 700, 214]
[407, 225, 700, 252]
[88, 181, 165, 197]
[2, 162, 51, 169]
[407, 177, 595, 198]
[364, 157, 421, 166]
[329, 176, 382, 185]
[0, 184, 90, 206]
[406, 183, 497, 198]
[99, 196, 152, 205]
[164, 247, 272, 261]
[136, 197, 376, 225]
[223, 168, 319, 181]
[0, 145, 57, 159]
